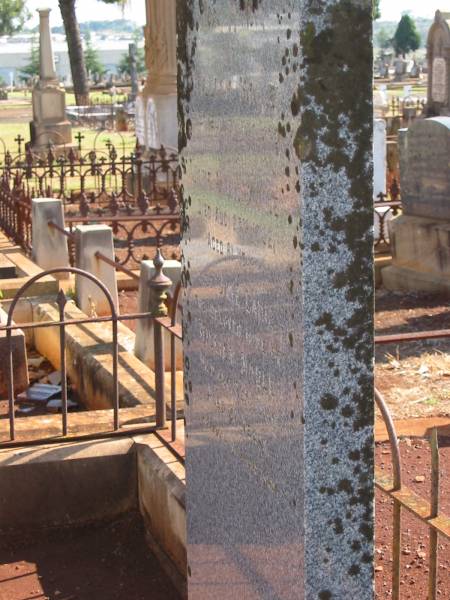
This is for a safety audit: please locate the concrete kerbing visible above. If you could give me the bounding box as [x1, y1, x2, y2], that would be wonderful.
[375, 255, 391, 288]
[134, 434, 187, 592]
[32, 301, 183, 411]
[144, 526, 187, 599]
[0, 433, 187, 595]
[0, 437, 138, 536]
[0, 250, 59, 299]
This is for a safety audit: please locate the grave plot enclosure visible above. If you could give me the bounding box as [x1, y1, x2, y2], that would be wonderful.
[179, 1, 373, 599]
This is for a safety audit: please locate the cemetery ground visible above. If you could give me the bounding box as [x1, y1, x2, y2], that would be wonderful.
[375, 289, 450, 598]
[117, 289, 450, 599]
[0, 513, 179, 600]
[0, 92, 135, 152]
[376, 289, 450, 419]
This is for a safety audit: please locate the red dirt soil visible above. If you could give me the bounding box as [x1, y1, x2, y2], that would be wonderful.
[0, 513, 179, 600]
[375, 438, 450, 599]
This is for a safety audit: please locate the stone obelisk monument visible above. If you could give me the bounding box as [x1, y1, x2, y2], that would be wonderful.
[30, 8, 72, 152]
[138, 0, 177, 150]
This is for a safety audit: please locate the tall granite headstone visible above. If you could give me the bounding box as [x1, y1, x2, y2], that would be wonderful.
[30, 9, 72, 151]
[427, 10, 450, 116]
[383, 117, 450, 294]
[179, 1, 374, 598]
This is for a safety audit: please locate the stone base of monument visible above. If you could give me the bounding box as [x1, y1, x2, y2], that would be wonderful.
[30, 84, 73, 154]
[30, 122, 75, 156]
[382, 264, 450, 295]
[382, 214, 450, 294]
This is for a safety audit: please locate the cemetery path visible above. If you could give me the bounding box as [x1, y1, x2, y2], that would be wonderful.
[376, 290, 450, 420]
[0, 100, 32, 123]
[0, 513, 180, 600]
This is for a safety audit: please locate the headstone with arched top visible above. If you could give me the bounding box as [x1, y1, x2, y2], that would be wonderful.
[427, 10, 450, 115]
[399, 117, 450, 219]
[383, 117, 450, 294]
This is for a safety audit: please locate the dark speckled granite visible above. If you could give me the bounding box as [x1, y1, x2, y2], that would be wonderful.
[178, 2, 373, 598]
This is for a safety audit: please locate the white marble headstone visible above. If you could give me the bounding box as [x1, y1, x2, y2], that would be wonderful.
[373, 119, 387, 198]
[146, 98, 159, 149]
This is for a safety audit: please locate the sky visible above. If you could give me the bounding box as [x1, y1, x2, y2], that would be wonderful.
[26, 0, 146, 27]
[25, 0, 440, 28]
[379, 0, 438, 21]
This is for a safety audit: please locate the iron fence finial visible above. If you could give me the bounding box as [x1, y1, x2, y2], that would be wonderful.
[149, 249, 172, 317]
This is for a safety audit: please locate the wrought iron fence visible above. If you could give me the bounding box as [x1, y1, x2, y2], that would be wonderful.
[375, 328, 450, 600]
[0, 140, 181, 267]
[387, 97, 426, 119]
[374, 178, 401, 252]
[0, 255, 183, 455]
[0, 142, 178, 207]
[0, 173, 32, 255]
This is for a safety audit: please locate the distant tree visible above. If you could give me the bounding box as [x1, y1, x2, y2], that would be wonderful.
[376, 28, 392, 50]
[19, 36, 39, 81]
[117, 36, 145, 77]
[52, 19, 136, 35]
[58, 0, 127, 105]
[0, 0, 29, 36]
[84, 32, 105, 79]
[393, 14, 421, 58]
[373, 0, 380, 20]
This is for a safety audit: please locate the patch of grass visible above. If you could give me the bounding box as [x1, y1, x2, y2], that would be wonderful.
[0, 122, 135, 156]
[422, 397, 440, 406]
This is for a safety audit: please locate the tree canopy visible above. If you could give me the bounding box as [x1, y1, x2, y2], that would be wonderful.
[373, 0, 380, 20]
[84, 32, 106, 79]
[394, 14, 421, 57]
[19, 36, 39, 81]
[58, 0, 126, 104]
[0, 0, 29, 36]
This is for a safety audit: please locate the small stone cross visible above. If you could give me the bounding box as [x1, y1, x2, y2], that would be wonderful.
[14, 135, 24, 155]
[75, 132, 85, 150]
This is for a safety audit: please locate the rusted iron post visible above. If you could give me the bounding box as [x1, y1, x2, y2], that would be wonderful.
[170, 281, 182, 442]
[429, 428, 440, 600]
[375, 388, 402, 599]
[57, 290, 68, 436]
[5, 267, 119, 441]
[149, 249, 172, 428]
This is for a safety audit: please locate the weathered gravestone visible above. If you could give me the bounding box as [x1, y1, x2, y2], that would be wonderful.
[427, 10, 450, 116]
[393, 57, 407, 82]
[399, 117, 450, 220]
[383, 117, 450, 294]
[179, 1, 374, 598]
[30, 9, 72, 152]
